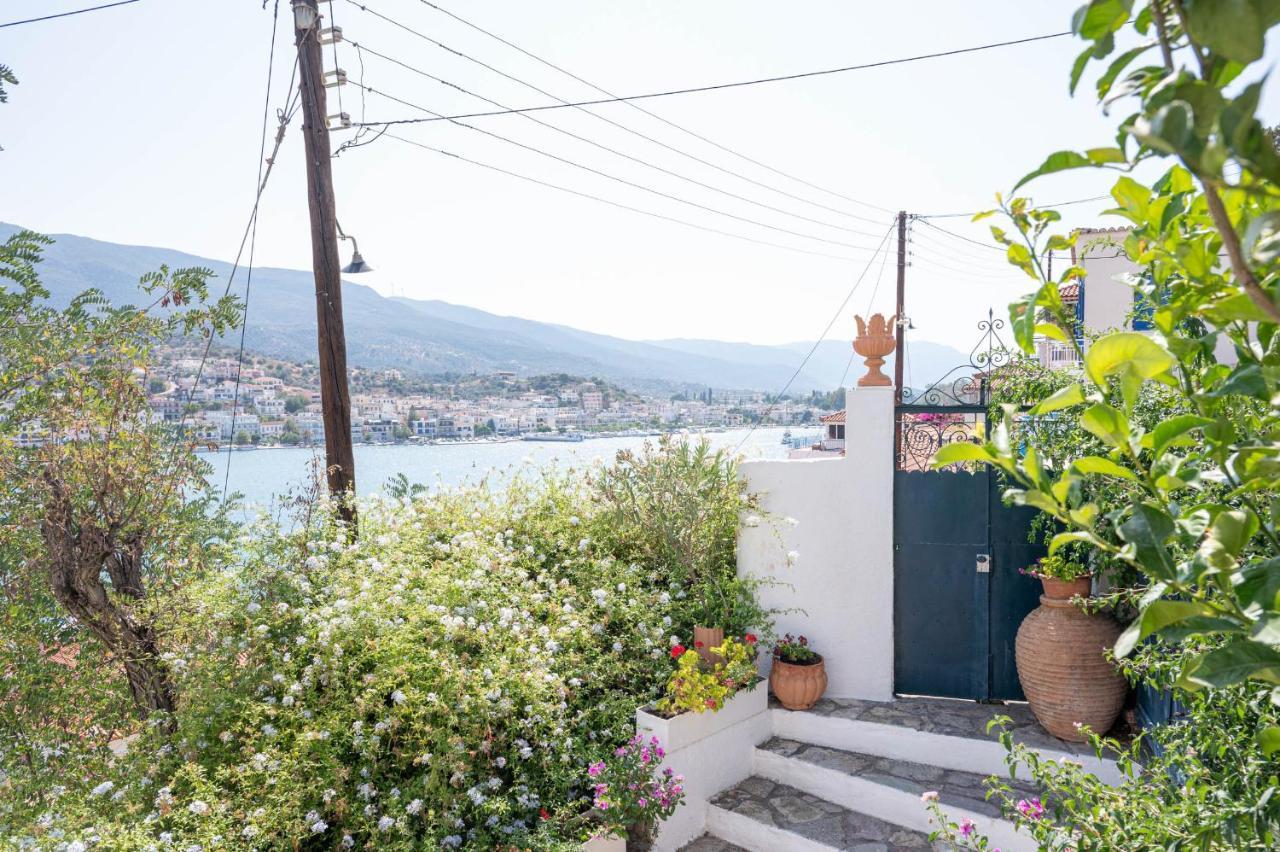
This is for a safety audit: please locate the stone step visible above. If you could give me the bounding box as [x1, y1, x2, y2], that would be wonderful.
[677, 834, 749, 852]
[771, 696, 1124, 785]
[755, 738, 1035, 851]
[705, 777, 943, 851]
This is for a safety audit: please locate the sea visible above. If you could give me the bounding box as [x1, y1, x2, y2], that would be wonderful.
[202, 427, 807, 512]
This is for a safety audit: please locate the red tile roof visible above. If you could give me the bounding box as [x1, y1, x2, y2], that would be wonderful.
[819, 410, 845, 424]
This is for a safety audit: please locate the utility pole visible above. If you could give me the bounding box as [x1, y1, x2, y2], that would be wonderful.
[893, 210, 907, 402]
[294, 0, 357, 529]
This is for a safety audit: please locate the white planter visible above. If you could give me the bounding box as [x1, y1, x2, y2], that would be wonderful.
[635, 678, 768, 752]
[581, 834, 626, 852]
[634, 679, 771, 852]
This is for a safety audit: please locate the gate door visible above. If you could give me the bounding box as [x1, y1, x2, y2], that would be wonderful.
[891, 311, 1043, 701]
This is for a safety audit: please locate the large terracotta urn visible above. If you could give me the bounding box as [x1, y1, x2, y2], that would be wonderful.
[1015, 576, 1127, 742]
[770, 656, 828, 710]
[853, 314, 897, 387]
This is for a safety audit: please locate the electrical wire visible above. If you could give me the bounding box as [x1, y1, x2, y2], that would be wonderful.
[351, 0, 893, 223]
[733, 221, 897, 453]
[918, 194, 1112, 219]
[341, 5, 1072, 128]
[360, 81, 885, 253]
[224, 0, 289, 500]
[346, 38, 885, 239]
[914, 217, 1002, 252]
[383, 131, 870, 262]
[0, 0, 139, 28]
[908, 229, 1013, 269]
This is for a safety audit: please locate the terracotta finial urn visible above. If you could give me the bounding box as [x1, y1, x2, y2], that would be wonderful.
[853, 314, 897, 387]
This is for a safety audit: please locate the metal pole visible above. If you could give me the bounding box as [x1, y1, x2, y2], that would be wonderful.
[294, 0, 357, 530]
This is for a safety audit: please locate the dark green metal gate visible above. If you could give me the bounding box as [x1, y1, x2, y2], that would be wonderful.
[892, 313, 1044, 700]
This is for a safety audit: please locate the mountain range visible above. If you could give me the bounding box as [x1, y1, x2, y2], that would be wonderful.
[0, 222, 967, 394]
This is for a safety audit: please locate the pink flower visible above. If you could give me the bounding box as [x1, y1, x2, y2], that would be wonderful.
[920, 791, 939, 803]
[960, 818, 975, 838]
[1016, 797, 1044, 820]
[587, 761, 605, 777]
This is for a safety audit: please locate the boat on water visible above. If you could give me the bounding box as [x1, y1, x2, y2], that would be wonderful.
[780, 429, 792, 444]
[522, 432, 585, 443]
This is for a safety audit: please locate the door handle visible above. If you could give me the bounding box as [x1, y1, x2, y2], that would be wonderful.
[975, 553, 990, 573]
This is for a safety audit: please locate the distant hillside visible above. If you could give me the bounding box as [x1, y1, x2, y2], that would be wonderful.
[0, 223, 968, 393]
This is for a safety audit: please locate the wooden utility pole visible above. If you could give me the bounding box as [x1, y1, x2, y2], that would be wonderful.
[893, 210, 907, 402]
[294, 0, 357, 529]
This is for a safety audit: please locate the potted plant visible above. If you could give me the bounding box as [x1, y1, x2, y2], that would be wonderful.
[657, 636, 758, 716]
[1015, 554, 1126, 742]
[769, 633, 827, 710]
[585, 735, 686, 851]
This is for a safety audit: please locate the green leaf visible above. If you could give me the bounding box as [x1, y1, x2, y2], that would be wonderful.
[1180, 638, 1280, 691]
[1182, 0, 1265, 63]
[931, 442, 992, 468]
[1243, 211, 1280, 265]
[1084, 333, 1176, 388]
[1013, 150, 1092, 192]
[1035, 322, 1069, 342]
[1151, 414, 1214, 458]
[1072, 0, 1134, 39]
[1096, 44, 1154, 100]
[1072, 456, 1139, 481]
[1207, 364, 1269, 400]
[1258, 726, 1280, 756]
[1049, 530, 1099, 555]
[1115, 599, 1219, 658]
[1081, 403, 1129, 450]
[1031, 382, 1086, 415]
[1117, 503, 1177, 580]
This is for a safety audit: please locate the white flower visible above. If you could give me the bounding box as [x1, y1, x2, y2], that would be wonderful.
[310, 819, 328, 834]
[341, 836, 354, 849]
[406, 798, 423, 815]
[744, 514, 761, 527]
[390, 689, 407, 705]
[378, 815, 395, 831]
[188, 800, 209, 815]
[612, 641, 623, 652]
[66, 843, 87, 852]
[786, 550, 800, 566]
[90, 781, 114, 797]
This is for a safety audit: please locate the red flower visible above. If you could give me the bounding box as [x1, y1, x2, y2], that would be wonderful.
[670, 645, 686, 659]
[540, 807, 550, 820]
[704, 698, 717, 708]
[694, 640, 704, 649]
[744, 633, 758, 644]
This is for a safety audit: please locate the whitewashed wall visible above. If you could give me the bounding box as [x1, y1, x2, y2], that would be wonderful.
[737, 386, 895, 701]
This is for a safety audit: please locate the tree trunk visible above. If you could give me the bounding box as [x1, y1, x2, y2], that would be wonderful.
[41, 475, 177, 720]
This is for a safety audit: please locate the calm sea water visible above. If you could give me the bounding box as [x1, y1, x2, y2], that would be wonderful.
[202, 428, 801, 511]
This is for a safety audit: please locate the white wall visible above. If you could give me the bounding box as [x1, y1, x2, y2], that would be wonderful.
[737, 386, 895, 701]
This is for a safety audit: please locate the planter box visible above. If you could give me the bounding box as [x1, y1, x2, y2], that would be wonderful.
[634, 679, 771, 851]
[635, 678, 768, 752]
[581, 835, 626, 852]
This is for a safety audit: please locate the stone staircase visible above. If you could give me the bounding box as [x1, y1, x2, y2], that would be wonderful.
[679, 696, 1121, 852]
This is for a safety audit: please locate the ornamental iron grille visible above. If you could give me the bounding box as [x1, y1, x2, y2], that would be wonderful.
[895, 309, 1012, 473]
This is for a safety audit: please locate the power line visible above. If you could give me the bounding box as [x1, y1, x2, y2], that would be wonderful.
[341, 8, 1072, 128]
[735, 221, 897, 453]
[383, 131, 871, 262]
[359, 0, 893, 222]
[914, 217, 1002, 251]
[918, 194, 1112, 219]
[347, 39, 885, 240]
[224, 0, 290, 500]
[359, 81, 885, 253]
[0, 0, 139, 28]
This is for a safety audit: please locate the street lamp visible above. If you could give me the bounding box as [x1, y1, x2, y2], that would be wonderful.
[336, 222, 373, 274]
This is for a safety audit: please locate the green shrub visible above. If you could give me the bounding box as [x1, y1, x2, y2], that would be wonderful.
[1, 443, 764, 849]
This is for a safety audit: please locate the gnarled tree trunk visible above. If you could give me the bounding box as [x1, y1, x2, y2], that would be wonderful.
[41, 475, 176, 719]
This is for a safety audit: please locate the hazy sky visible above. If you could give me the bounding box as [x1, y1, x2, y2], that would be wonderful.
[2, 1, 1277, 350]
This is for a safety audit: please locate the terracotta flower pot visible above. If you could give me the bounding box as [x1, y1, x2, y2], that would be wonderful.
[1015, 580, 1126, 742]
[853, 313, 897, 387]
[693, 625, 724, 667]
[769, 655, 827, 710]
[1041, 575, 1092, 600]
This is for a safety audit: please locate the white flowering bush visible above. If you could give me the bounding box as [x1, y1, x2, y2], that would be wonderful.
[2, 452, 760, 849]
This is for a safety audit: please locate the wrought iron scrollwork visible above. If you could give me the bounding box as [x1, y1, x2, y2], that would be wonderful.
[896, 411, 984, 472]
[898, 308, 1012, 408]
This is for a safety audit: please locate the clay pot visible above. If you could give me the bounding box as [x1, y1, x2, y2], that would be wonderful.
[1015, 579, 1126, 742]
[693, 625, 724, 667]
[770, 656, 828, 710]
[1041, 575, 1092, 600]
